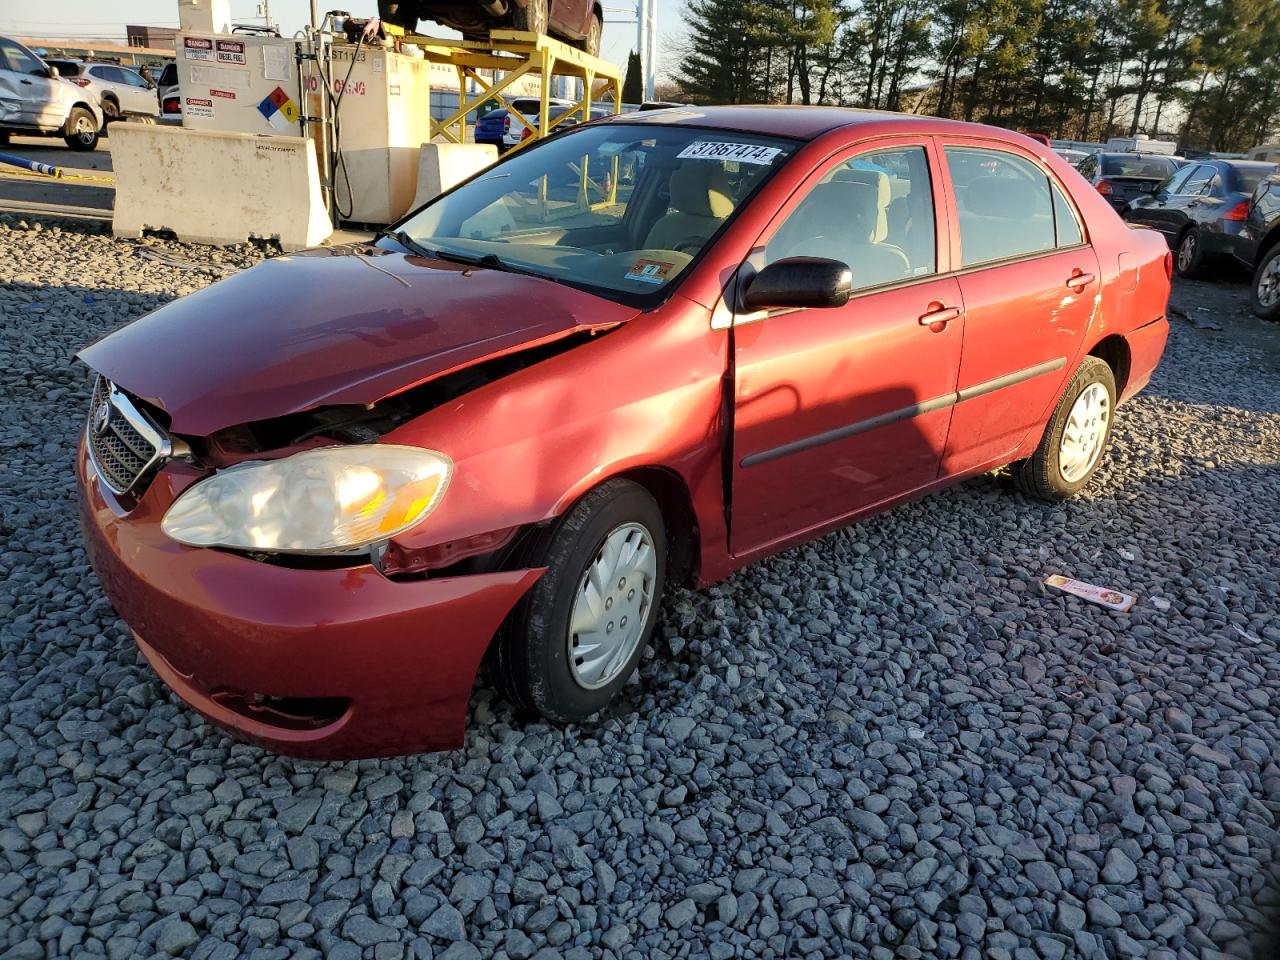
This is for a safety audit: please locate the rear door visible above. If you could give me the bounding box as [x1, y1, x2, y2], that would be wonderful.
[729, 138, 965, 555]
[1127, 163, 1193, 235]
[1154, 163, 1215, 240]
[937, 141, 1100, 476]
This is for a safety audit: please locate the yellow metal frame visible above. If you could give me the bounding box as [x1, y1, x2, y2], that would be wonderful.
[381, 28, 621, 152]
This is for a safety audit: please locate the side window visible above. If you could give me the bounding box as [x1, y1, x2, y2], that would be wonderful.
[1051, 182, 1083, 247]
[945, 147, 1055, 267]
[764, 145, 936, 291]
[1162, 165, 1194, 195]
[1182, 164, 1215, 195]
[0, 39, 46, 76]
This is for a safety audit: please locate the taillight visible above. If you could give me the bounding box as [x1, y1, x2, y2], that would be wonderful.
[71, 77, 91, 87]
[503, 114, 510, 133]
[521, 127, 533, 141]
[1164, 251, 1174, 280]
[162, 97, 180, 114]
[1225, 200, 1249, 221]
[1096, 180, 1112, 196]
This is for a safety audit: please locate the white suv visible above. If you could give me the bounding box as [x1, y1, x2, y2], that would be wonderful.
[0, 36, 104, 151]
[45, 59, 160, 122]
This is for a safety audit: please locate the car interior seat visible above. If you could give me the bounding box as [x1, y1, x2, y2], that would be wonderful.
[832, 166, 892, 242]
[644, 164, 735, 252]
[765, 180, 910, 288]
[962, 176, 1054, 262]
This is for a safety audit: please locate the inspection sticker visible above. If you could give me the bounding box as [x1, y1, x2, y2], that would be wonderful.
[183, 37, 215, 61]
[677, 141, 782, 165]
[625, 259, 674, 285]
[215, 39, 247, 65]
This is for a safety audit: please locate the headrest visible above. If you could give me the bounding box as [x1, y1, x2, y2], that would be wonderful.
[965, 176, 1042, 217]
[788, 181, 877, 241]
[833, 166, 890, 240]
[669, 164, 734, 218]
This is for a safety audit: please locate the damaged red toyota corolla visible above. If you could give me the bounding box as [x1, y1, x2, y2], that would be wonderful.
[77, 107, 1172, 758]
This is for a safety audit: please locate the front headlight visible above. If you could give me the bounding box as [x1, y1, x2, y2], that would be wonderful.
[161, 445, 452, 554]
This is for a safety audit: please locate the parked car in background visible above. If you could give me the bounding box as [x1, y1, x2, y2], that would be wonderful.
[1077, 151, 1182, 212]
[1054, 147, 1089, 167]
[42, 58, 159, 122]
[157, 62, 180, 121]
[1240, 170, 1280, 319]
[638, 101, 686, 111]
[1123, 159, 1279, 278]
[377, 0, 603, 56]
[0, 35, 103, 150]
[473, 96, 575, 152]
[77, 107, 1172, 758]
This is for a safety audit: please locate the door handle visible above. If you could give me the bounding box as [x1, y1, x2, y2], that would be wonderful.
[1066, 271, 1095, 290]
[918, 304, 962, 327]
[20, 79, 32, 85]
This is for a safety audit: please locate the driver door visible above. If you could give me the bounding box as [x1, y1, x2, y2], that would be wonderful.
[0, 38, 59, 128]
[729, 139, 965, 557]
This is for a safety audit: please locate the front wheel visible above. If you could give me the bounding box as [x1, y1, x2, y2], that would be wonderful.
[1174, 228, 1204, 278]
[1250, 245, 1280, 321]
[63, 108, 100, 151]
[1011, 356, 1116, 501]
[490, 479, 667, 722]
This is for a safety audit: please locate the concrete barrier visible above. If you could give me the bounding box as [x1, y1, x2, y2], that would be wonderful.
[110, 124, 332, 250]
[410, 143, 498, 213]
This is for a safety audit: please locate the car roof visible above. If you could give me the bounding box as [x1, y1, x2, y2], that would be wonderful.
[605, 104, 995, 141]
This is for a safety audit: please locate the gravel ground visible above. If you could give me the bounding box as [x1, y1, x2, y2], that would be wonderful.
[2, 215, 1279, 960]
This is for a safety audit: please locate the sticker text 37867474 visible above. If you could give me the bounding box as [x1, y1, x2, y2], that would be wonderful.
[677, 141, 782, 166]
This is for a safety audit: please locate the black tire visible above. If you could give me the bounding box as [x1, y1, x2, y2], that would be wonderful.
[63, 108, 99, 151]
[102, 99, 120, 123]
[576, 10, 602, 57]
[377, 0, 420, 30]
[1174, 228, 1204, 279]
[511, 0, 549, 36]
[1250, 244, 1280, 321]
[490, 479, 667, 722]
[0, 130, 9, 146]
[1011, 356, 1117, 501]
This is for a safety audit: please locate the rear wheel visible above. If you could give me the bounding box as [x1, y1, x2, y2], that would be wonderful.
[1250, 244, 1280, 321]
[1175, 228, 1204, 278]
[512, 0, 549, 36]
[63, 108, 99, 151]
[102, 99, 120, 123]
[1012, 356, 1116, 501]
[577, 10, 602, 57]
[490, 479, 666, 722]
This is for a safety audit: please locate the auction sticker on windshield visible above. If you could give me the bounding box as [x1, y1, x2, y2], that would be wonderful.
[677, 141, 782, 165]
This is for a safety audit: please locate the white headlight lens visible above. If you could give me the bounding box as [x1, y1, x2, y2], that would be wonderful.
[161, 445, 452, 554]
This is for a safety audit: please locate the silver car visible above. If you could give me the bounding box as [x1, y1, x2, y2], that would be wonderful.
[46, 59, 159, 121]
[0, 36, 104, 151]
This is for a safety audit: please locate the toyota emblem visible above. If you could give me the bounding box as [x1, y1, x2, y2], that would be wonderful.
[92, 401, 112, 436]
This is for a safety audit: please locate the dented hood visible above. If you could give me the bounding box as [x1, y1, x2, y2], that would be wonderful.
[78, 245, 635, 436]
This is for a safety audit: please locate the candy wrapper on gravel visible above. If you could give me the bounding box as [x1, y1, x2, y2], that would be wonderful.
[1044, 574, 1137, 612]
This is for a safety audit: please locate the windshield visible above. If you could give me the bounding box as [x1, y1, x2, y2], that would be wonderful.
[393, 123, 799, 304]
[1103, 155, 1177, 178]
[1235, 164, 1278, 193]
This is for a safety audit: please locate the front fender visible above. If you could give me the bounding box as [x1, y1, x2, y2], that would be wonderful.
[383, 296, 731, 578]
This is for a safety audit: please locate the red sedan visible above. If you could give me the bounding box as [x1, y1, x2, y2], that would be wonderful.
[77, 107, 1172, 758]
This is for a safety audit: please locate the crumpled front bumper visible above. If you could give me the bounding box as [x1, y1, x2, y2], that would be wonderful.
[77, 440, 543, 758]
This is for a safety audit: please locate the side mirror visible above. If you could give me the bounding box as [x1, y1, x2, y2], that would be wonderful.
[742, 257, 853, 311]
[46, 66, 60, 79]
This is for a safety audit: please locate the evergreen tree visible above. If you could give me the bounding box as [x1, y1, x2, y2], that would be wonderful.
[675, 0, 768, 103]
[623, 51, 644, 104]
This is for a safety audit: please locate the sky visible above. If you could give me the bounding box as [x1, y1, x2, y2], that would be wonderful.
[0, 0, 686, 80]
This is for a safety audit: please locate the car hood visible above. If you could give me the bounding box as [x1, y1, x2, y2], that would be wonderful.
[79, 244, 636, 436]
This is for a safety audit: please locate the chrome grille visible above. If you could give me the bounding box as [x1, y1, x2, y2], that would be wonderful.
[86, 376, 169, 495]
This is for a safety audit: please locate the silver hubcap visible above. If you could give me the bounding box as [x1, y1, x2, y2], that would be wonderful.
[1059, 382, 1111, 483]
[1178, 233, 1196, 272]
[567, 522, 656, 690]
[75, 116, 94, 141]
[1258, 255, 1280, 307]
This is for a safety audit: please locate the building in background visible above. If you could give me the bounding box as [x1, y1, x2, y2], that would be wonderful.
[126, 26, 178, 50]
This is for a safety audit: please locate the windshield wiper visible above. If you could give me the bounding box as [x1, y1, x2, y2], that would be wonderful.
[377, 229, 432, 258]
[427, 248, 535, 277]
